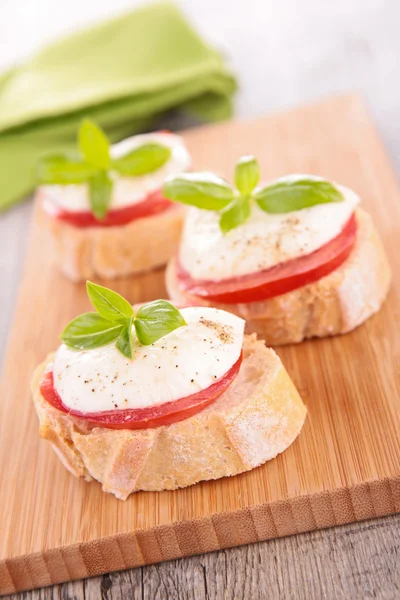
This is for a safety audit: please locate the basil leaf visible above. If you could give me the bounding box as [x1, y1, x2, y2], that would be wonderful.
[112, 143, 171, 176]
[61, 313, 123, 350]
[37, 154, 97, 184]
[116, 319, 134, 359]
[163, 173, 234, 210]
[78, 119, 110, 169]
[86, 281, 134, 321]
[234, 156, 260, 195]
[89, 170, 113, 220]
[135, 300, 187, 346]
[254, 177, 344, 214]
[219, 197, 251, 233]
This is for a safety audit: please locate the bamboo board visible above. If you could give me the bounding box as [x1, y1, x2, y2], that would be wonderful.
[1, 95, 400, 596]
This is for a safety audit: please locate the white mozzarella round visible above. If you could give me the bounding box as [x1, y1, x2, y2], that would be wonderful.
[179, 177, 359, 281]
[53, 307, 244, 413]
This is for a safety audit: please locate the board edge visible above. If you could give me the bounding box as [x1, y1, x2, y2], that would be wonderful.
[2, 475, 399, 595]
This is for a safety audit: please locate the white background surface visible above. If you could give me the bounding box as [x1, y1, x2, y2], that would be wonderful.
[1, 0, 399, 148]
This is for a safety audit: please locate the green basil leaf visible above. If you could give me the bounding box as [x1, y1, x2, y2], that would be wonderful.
[112, 143, 171, 176]
[234, 156, 260, 195]
[37, 154, 97, 184]
[86, 281, 134, 321]
[254, 177, 344, 214]
[61, 313, 123, 350]
[134, 300, 187, 346]
[78, 119, 110, 169]
[219, 197, 251, 233]
[116, 319, 134, 359]
[163, 173, 234, 210]
[89, 170, 113, 219]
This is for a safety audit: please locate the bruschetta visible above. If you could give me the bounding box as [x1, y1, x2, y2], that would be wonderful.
[163, 158, 391, 345]
[37, 121, 191, 281]
[31, 282, 306, 499]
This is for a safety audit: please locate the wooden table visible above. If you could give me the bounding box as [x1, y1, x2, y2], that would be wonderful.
[2, 1, 400, 598]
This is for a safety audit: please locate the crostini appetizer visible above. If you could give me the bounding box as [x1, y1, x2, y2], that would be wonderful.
[32, 282, 306, 499]
[164, 156, 391, 345]
[37, 121, 191, 281]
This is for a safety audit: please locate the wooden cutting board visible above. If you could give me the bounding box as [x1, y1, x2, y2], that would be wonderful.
[1, 94, 400, 596]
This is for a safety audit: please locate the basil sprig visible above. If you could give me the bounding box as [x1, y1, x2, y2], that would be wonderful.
[163, 156, 343, 233]
[61, 282, 186, 359]
[38, 120, 172, 220]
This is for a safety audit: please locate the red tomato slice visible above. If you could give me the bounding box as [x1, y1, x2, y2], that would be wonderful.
[40, 354, 242, 430]
[177, 213, 357, 304]
[42, 188, 173, 228]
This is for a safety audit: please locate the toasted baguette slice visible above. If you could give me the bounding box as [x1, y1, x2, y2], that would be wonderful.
[37, 192, 184, 282]
[166, 209, 391, 345]
[32, 335, 306, 500]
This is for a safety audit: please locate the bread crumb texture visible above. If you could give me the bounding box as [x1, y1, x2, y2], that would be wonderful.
[32, 336, 306, 499]
[38, 197, 183, 281]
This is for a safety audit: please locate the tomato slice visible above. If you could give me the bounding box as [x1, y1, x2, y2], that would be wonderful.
[177, 213, 357, 304]
[40, 354, 242, 430]
[42, 188, 173, 228]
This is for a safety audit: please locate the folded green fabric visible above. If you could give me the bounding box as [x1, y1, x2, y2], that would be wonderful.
[0, 3, 236, 211]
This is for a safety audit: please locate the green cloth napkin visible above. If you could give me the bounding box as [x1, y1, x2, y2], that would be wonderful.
[0, 3, 236, 211]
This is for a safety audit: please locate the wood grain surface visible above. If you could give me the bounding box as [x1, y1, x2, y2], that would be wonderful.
[1, 95, 400, 596]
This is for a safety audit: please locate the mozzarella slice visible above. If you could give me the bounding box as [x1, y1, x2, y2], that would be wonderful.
[53, 307, 244, 413]
[41, 132, 191, 213]
[179, 177, 359, 281]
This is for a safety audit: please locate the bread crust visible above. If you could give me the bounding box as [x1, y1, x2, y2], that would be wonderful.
[32, 335, 306, 499]
[166, 209, 391, 345]
[37, 192, 184, 281]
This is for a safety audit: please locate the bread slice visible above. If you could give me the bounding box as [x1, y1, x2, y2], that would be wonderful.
[32, 335, 306, 499]
[37, 192, 184, 282]
[166, 208, 391, 345]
